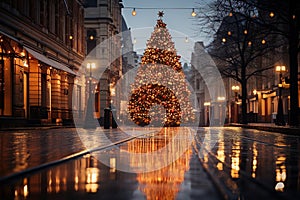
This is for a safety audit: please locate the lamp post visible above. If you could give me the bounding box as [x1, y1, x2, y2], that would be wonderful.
[231, 85, 240, 123]
[217, 96, 226, 126]
[204, 102, 211, 126]
[232, 85, 240, 101]
[84, 62, 96, 129]
[275, 65, 286, 126]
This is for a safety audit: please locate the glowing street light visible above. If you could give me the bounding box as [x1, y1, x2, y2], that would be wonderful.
[84, 62, 97, 129]
[204, 102, 211, 126]
[217, 96, 226, 101]
[232, 85, 240, 101]
[231, 85, 240, 123]
[275, 65, 286, 126]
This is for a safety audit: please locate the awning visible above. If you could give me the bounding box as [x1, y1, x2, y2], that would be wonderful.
[24, 46, 77, 76]
[0, 30, 19, 42]
[50, 59, 77, 76]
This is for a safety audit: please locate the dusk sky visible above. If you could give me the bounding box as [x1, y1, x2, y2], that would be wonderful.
[122, 0, 211, 62]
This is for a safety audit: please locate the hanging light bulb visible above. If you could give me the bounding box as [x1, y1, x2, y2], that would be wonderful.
[185, 37, 189, 43]
[191, 8, 197, 17]
[132, 8, 137, 16]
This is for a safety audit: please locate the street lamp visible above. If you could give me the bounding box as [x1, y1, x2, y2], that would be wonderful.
[217, 96, 226, 126]
[231, 85, 240, 123]
[231, 85, 240, 101]
[204, 102, 211, 126]
[87, 63, 96, 78]
[84, 62, 96, 129]
[275, 65, 286, 126]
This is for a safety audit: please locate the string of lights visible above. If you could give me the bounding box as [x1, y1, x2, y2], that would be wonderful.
[123, 7, 197, 17]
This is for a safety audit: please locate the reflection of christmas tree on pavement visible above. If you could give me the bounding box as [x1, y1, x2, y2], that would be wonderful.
[128, 12, 194, 127]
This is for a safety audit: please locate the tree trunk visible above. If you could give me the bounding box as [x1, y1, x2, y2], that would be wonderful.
[241, 64, 248, 124]
[241, 79, 248, 124]
[289, 0, 299, 126]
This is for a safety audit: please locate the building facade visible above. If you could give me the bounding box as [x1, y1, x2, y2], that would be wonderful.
[0, 0, 85, 127]
[206, 9, 300, 125]
[190, 43, 206, 126]
[84, 0, 123, 125]
[119, 16, 139, 124]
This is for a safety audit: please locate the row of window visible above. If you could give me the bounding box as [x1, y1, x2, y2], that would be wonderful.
[1, 0, 85, 54]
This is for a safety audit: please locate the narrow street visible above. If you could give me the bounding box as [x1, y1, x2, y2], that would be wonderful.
[0, 127, 299, 199]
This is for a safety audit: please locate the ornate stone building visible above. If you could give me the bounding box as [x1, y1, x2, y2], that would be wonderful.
[0, 0, 85, 127]
[207, 10, 298, 125]
[84, 0, 123, 124]
[190, 41, 226, 126]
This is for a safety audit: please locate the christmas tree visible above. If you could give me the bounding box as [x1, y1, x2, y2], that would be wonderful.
[128, 11, 194, 127]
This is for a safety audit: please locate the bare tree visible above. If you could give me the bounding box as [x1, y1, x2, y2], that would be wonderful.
[245, 0, 300, 126]
[197, 0, 285, 124]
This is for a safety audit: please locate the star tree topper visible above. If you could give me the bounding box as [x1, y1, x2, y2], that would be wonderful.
[157, 11, 167, 28]
[158, 11, 164, 18]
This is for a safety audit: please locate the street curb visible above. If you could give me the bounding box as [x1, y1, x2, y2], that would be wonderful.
[0, 129, 157, 183]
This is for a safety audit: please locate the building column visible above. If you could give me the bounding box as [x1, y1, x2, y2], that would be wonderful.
[60, 73, 69, 122]
[51, 70, 62, 124]
[67, 75, 75, 124]
[28, 59, 41, 121]
[72, 74, 86, 125]
[13, 57, 27, 118]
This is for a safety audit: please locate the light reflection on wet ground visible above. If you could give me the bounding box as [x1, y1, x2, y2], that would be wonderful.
[0, 129, 84, 177]
[0, 127, 300, 199]
[0, 128, 132, 178]
[196, 127, 300, 199]
[0, 127, 220, 200]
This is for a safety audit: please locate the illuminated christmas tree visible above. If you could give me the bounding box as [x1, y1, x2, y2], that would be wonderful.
[128, 12, 194, 127]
